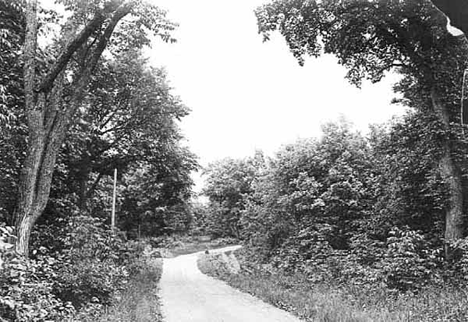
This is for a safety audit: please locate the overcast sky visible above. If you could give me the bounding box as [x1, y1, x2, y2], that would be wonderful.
[41, 0, 408, 191]
[148, 0, 407, 170]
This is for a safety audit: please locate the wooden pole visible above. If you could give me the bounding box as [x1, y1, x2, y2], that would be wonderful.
[461, 69, 468, 135]
[111, 168, 117, 230]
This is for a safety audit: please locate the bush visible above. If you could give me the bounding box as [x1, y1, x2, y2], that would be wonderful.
[0, 224, 75, 321]
[0, 215, 149, 321]
[446, 237, 468, 283]
[379, 228, 442, 291]
[271, 226, 334, 278]
[52, 216, 135, 309]
[264, 226, 446, 292]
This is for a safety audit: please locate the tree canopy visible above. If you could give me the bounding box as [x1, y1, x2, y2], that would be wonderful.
[13, 0, 178, 254]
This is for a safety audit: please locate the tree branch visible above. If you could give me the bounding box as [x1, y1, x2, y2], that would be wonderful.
[85, 172, 104, 200]
[37, 13, 106, 93]
[84, 2, 134, 78]
[23, 0, 38, 111]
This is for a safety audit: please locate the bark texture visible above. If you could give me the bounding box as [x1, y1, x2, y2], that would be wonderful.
[17, 0, 133, 255]
[431, 89, 465, 247]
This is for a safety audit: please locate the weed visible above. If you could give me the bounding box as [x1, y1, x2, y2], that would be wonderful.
[96, 258, 163, 322]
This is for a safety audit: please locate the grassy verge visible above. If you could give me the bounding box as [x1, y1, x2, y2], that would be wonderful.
[198, 249, 468, 322]
[89, 237, 235, 321]
[97, 258, 163, 322]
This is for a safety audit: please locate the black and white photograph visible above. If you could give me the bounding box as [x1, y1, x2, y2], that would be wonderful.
[1, 0, 468, 321]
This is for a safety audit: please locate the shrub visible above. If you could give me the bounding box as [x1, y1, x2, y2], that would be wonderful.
[52, 216, 133, 309]
[446, 237, 468, 283]
[0, 224, 75, 321]
[378, 227, 443, 291]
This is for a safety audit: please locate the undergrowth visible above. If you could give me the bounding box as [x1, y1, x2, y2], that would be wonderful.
[96, 258, 163, 322]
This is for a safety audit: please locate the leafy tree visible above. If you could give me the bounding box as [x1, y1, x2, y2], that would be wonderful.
[119, 144, 198, 238]
[203, 153, 265, 238]
[242, 119, 374, 254]
[16, 0, 176, 254]
[58, 50, 189, 212]
[368, 113, 448, 239]
[255, 0, 468, 250]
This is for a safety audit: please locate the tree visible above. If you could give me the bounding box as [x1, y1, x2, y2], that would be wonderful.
[368, 113, 448, 238]
[119, 144, 198, 237]
[203, 153, 264, 238]
[255, 0, 468, 251]
[241, 119, 374, 254]
[60, 50, 189, 212]
[17, 0, 176, 255]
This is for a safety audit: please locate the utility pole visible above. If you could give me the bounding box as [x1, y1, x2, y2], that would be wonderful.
[111, 168, 117, 231]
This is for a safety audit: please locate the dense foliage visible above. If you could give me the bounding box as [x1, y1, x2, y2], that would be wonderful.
[0, 218, 147, 321]
[0, 0, 26, 225]
[202, 116, 468, 292]
[255, 0, 468, 247]
[0, 0, 197, 240]
[42, 49, 198, 237]
[202, 153, 265, 238]
[0, 0, 198, 320]
[187, 0, 468, 299]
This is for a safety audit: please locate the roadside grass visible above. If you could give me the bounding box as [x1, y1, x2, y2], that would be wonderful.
[97, 258, 164, 322]
[197, 250, 468, 322]
[88, 237, 236, 321]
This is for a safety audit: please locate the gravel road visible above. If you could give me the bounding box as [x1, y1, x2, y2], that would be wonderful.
[159, 246, 302, 322]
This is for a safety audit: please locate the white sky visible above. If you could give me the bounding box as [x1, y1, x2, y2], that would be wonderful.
[148, 0, 407, 170]
[41, 0, 408, 191]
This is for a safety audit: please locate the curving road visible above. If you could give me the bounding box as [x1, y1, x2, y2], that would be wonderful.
[159, 246, 303, 322]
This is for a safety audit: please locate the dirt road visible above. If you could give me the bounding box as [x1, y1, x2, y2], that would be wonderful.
[159, 246, 302, 322]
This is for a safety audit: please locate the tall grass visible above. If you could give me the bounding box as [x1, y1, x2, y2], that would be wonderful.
[97, 258, 163, 322]
[198, 252, 468, 322]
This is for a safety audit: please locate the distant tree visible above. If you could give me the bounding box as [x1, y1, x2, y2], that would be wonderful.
[16, 0, 176, 254]
[242, 119, 374, 253]
[203, 153, 265, 238]
[119, 145, 198, 238]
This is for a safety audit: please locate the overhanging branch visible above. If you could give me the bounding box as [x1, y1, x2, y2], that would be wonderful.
[37, 13, 105, 93]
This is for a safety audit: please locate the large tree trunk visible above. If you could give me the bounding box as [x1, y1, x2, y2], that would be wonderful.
[15, 98, 68, 255]
[17, 0, 133, 255]
[431, 89, 465, 255]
